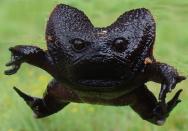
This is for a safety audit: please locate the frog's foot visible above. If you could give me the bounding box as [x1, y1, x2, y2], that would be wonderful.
[152, 89, 182, 125]
[130, 85, 183, 126]
[13, 87, 69, 118]
[5, 47, 25, 75]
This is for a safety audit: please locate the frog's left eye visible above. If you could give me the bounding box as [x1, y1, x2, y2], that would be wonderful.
[112, 38, 129, 52]
[70, 38, 87, 52]
[112, 38, 128, 52]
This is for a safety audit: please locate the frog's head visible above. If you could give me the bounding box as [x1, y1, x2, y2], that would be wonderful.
[46, 4, 155, 91]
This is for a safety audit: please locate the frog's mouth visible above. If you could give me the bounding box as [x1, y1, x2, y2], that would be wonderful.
[70, 60, 132, 90]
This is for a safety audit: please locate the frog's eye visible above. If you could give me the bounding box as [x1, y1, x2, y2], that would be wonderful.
[70, 38, 87, 52]
[112, 38, 128, 52]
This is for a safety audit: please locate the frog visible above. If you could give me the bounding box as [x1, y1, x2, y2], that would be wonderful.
[5, 4, 186, 125]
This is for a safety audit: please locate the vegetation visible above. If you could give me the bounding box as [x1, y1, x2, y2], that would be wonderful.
[0, 0, 188, 130]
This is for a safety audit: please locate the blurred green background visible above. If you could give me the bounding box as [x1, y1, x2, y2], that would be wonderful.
[0, 0, 188, 131]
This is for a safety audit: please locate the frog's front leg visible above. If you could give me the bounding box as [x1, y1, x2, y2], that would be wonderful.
[4, 45, 56, 76]
[145, 62, 186, 101]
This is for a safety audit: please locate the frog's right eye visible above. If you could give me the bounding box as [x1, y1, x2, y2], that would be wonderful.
[70, 38, 88, 52]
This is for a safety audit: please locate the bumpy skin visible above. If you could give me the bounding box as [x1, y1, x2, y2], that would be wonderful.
[5, 4, 186, 125]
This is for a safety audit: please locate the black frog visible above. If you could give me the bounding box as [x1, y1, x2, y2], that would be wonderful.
[5, 4, 186, 125]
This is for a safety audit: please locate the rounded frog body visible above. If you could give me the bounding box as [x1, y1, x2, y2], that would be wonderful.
[5, 4, 186, 125]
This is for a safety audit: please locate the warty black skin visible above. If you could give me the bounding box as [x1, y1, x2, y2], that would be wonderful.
[5, 4, 186, 125]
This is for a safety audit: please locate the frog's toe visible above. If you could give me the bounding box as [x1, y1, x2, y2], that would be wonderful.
[167, 89, 182, 113]
[176, 76, 186, 83]
[13, 86, 34, 102]
[156, 119, 165, 125]
[4, 64, 20, 75]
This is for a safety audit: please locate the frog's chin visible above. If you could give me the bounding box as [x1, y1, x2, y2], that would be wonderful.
[70, 79, 128, 92]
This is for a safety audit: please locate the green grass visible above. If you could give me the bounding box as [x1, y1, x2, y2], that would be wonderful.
[0, 0, 188, 131]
